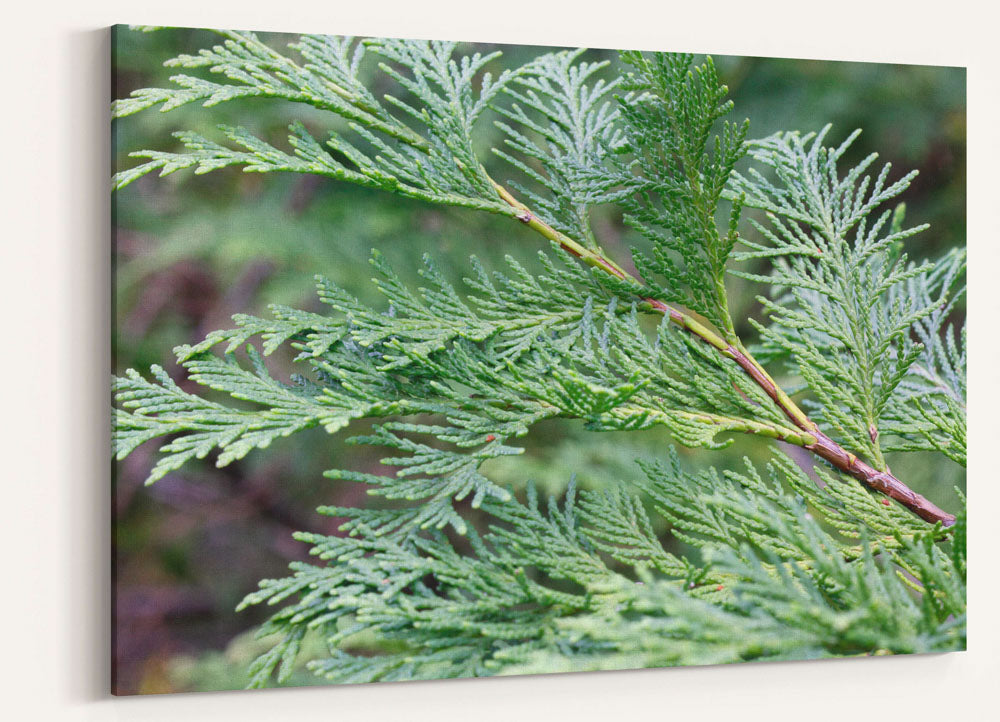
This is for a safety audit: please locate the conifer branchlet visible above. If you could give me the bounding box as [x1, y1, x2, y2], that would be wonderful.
[113, 29, 966, 685]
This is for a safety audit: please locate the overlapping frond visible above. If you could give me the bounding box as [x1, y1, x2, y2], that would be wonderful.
[493, 49, 627, 246]
[112, 347, 386, 484]
[881, 247, 967, 465]
[114, 248, 794, 516]
[729, 126, 960, 468]
[614, 52, 749, 335]
[114, 243, 964, 684]
[238, 453, 963, 686]
[114, 31, 515, 213]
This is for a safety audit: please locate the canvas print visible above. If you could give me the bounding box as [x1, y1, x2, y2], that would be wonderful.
[111, 24, 967, 694]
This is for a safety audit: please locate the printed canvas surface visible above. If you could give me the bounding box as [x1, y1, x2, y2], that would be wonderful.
[111, 24, 967, 694]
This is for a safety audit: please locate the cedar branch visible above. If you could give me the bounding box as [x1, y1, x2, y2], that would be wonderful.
[489, 179, 955, 527]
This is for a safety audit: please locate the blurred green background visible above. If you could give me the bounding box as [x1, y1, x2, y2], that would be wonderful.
[112, 27, 966, 694]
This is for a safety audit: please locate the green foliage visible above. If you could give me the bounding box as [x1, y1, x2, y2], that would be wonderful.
[113, 32, 526, 217]
[112, 27, 966, 688]
[616, 52, 749, 335]
[493, 49, 626, 247]
[237, 455, 962, 684]
[730, 127, 966, 469]
[881, 247, 967, 466]
[114, 249, 812, 529]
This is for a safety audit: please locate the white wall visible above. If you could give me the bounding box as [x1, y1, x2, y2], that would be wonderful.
[3, 2, 996, 720]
